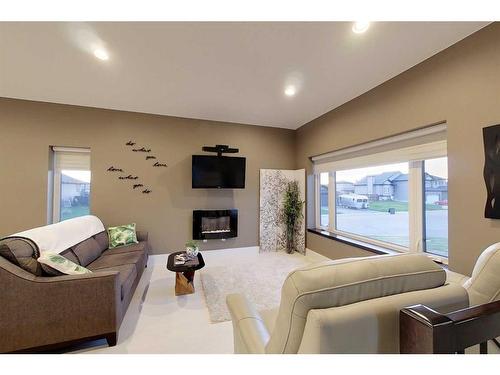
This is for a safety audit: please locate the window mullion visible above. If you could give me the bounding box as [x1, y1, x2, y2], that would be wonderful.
[52, 169, 61, 223]
[328, 172, 336, 232]
[408, 160, 424, 253]
[315, 174, 321, 229]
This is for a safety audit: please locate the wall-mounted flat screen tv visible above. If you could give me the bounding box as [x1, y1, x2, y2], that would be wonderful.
[192, 155, 246, 189]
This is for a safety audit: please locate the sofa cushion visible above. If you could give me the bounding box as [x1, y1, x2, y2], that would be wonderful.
[93, 231, 109, 252]
[94, 264, 137, 300]
[72, 237, 103, 266]
[0, 236, 42, 275]
[102, 241, 148, 256]
[39, 262, 64, 276]
[87, 251, 144, 273]
[60, 248, 80, 265]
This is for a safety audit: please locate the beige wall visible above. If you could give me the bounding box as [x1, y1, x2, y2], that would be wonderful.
[0, 99, 295, 254]
[296, 23, 500, 275]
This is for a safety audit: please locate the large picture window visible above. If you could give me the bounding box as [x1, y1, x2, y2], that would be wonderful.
[312, 124, 448, 258]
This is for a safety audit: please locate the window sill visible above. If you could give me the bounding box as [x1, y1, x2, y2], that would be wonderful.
[307, 228, 398, 255]
[307, 228, 448, 266]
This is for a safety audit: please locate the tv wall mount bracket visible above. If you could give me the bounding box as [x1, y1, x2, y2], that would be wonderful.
[202, 144, 239, 157]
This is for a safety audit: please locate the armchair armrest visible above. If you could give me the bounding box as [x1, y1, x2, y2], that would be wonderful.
[0, 257, 121, 352]
[400, 300, 500, 354]
[226, 293, 270, 354]
[445, 269, 470, 286]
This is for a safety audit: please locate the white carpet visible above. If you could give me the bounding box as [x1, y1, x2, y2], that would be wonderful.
[200, 251, 319, 323]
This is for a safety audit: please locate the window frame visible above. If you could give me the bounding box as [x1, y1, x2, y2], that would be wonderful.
[321, 168, 410, 254]
[51, 147, 91, 223]
[316, 172, 335, 231]
[421, 157, 449, 259]
[314, 145, 448, 262]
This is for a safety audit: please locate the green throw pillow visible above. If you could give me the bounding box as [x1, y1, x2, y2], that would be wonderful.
[107, 223, 138, 248]
[38, 252, 92, 276]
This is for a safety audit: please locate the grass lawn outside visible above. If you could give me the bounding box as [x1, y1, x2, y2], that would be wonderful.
[367, 200, 445, 212]
[60, 205, 90, 221]
[368, 201, 409, 212]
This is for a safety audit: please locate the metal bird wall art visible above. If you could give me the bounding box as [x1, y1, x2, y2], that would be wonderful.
[119, 175, 139, 180]
[107, 166, 124, 172]
[113, 140, 169, 195]
[132, 147, 151, 153]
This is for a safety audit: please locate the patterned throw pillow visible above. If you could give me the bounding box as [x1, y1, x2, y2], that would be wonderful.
[38, 252, 92, 276]
[107, 223, 138, 249]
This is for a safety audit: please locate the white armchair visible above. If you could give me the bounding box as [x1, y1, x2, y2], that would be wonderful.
[226, 245, 500, 354]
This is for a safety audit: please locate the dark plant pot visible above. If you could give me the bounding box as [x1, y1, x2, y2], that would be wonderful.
[285, 222, 296, 254]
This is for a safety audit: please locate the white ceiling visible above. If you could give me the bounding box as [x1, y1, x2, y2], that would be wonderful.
[0, 22, 488, 129]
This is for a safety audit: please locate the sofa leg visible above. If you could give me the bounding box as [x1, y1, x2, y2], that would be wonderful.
[106, 332, 117, 347]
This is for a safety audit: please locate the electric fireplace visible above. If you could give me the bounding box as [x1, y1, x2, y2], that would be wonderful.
[193, 209, 238, 240]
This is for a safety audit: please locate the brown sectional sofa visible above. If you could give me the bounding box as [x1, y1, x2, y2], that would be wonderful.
[0, 230, 150, 353]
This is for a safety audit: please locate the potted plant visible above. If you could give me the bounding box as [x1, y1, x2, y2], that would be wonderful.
[185, 239, 199, 259]
[280, 180, 304, 254]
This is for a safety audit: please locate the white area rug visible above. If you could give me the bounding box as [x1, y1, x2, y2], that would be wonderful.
[200, 252, 315, 323]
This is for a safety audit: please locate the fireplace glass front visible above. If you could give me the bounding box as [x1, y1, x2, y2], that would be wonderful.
[193, 209, 238, 240]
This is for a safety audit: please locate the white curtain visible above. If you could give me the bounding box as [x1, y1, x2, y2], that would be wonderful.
[312, 123, 447, 173]
[53, 147, 91, 171]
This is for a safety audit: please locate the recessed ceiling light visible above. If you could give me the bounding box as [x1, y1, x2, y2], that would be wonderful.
[93, 48, 109, 61]
[284, 85, 296, 97]
[352, 21, 370, 34]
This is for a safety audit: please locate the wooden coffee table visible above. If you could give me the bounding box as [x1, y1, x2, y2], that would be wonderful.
[166, 251, 205, 296]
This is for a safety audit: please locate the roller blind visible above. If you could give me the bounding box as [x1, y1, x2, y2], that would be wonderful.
[53, 147, 91, 171]
[312, 123, 447, 173]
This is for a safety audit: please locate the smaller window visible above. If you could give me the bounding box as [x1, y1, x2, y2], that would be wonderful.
[51, 147, 91, 223]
